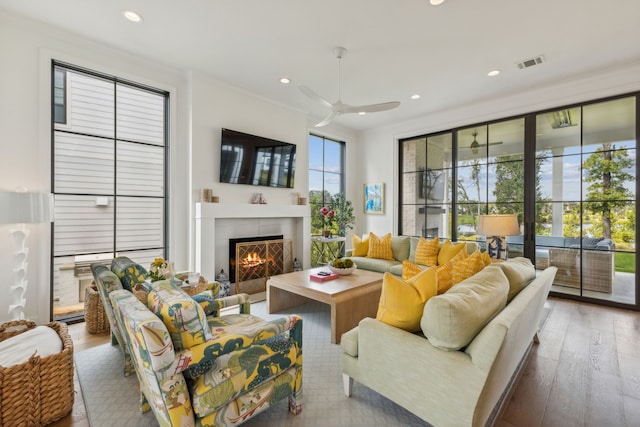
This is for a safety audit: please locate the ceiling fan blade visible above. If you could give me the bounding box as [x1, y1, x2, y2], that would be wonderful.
[343, 101, 400, 114]
[298, 85, 333, 109]
[314, 111, 338, 127]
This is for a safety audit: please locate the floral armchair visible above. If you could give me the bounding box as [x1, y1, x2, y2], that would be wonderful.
[109, 279, 302, 427]
[91, 256, 248, 376]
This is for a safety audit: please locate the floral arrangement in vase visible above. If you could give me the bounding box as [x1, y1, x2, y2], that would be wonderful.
[149, 257, 174, 282]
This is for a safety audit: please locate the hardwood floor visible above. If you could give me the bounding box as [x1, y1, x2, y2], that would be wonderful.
[52, 297, 639, 426]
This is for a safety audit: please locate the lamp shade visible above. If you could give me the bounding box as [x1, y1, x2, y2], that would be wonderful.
[0, 192, 54, 224]
[477, 214, 520, 236]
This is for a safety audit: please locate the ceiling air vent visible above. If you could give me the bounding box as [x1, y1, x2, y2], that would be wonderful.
[516, 55, 545, 69]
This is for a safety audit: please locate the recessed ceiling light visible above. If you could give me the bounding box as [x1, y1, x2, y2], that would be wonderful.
[358, 112, 366, 115]
[280, 77, 291, 84]
[487, 70, 501, 77]
[430, 0, 445, 5]
[123, 10, 143, 23]
[411, 94, 421, 100]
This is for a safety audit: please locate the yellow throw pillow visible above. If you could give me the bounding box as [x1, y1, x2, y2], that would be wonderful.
[480, 251, 492, 266]
[436, 263, 453, 294]
[376, 268, 438, 332]
[367, 232, 394, 260]
[402, 259, 423, 281]
[414, 237, 440, 266]
[438, 240, 466, 265]
[451, 251, 486, 285]
[351, 234, 369, 256]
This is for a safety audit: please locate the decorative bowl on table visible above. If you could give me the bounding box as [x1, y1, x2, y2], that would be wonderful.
[328, 259, 358, 276]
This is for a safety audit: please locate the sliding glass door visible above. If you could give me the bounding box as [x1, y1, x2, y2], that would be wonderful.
[399, 93, 638, 310]
[535, 97, 636, 305]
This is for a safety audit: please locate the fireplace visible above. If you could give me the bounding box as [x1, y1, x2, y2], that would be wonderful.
[229, 235, 283, 283]
[230, 236, 293, 295]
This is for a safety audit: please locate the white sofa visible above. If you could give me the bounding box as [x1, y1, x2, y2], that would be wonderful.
[341, 259, 557, 427]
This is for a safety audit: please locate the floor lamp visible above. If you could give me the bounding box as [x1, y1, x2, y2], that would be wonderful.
[0, 191, 54, 320]
[478, 214, 520, 260]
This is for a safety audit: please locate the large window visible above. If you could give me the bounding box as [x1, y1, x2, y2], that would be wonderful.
[308, 134, 345, 266]
[399, 94, 637, 310]
[51, 62, 169, 321]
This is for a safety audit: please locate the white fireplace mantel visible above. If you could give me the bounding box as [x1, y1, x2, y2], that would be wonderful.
[195, 202, 311, 282]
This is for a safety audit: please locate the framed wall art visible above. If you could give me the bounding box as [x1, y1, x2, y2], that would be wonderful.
[364, 183, 384, 215]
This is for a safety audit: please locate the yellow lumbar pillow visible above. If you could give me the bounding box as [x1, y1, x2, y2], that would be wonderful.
[376, 268, 438, 332]
[351, 234, 369, 256]
[438, 239, 466, 265]
[367, 232, 394, 260]
[402, 259, 424, 281]
[414, 237, 440, 266]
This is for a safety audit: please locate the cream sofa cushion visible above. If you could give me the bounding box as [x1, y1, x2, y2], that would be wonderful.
[421, 265, 509, 351]
[491, 257, 536, 302]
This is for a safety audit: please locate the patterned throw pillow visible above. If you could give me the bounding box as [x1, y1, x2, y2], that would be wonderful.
[147, 280, 213, 350]
[436, 263, 453, 294]
[451, 251, 486, 285]
[436, 249, 469, 294]
[367, 232, 394, 260]
[351, 234, 369, 256]
[402, 259, 424, 280]
[376, 268, 438, 332]
[480, 251, 493, 266]
[414, 237, 440, 266]
[437, 240, 467, 265]
[111, 257, 149, 291]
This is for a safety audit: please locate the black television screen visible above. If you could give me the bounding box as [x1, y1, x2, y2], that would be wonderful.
[219, 128, 296, 188]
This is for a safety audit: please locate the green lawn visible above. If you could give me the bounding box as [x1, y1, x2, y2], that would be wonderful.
[615, 251, 635, 273]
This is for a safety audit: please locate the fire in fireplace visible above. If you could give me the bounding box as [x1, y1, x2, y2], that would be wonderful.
[228, 235, 283, 283]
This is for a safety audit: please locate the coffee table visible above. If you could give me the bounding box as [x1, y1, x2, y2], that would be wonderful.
[267, 267, 384, 344]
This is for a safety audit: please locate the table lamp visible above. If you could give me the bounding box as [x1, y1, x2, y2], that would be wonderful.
[477, 214, 520, 260]
[0, 191, 54, 320]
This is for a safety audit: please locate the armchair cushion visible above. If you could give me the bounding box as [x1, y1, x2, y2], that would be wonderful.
[147, 280, 213, 351]
[188, 333, 298, 417]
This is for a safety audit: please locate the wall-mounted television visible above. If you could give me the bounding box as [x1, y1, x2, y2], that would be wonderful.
[219, 128, 296, 188]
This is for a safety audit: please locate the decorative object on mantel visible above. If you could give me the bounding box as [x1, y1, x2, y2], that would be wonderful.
[0, 190, 54, 320]
[251, 193, 267, 204]
[200, 188, 212, 203]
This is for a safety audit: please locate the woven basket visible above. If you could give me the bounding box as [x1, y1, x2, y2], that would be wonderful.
[0, 320, 75, 426]
[84, 284, 110, 334]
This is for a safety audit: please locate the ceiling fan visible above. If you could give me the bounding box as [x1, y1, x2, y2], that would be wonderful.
[299, 47, 400, 127]
[468, 131, 502, 154]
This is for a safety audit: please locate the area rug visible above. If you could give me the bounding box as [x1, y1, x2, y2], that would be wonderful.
[76, 300, 429, 426]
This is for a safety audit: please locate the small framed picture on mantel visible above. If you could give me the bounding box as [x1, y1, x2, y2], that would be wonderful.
[364, 183, 384, 215]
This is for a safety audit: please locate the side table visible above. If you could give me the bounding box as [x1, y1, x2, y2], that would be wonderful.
[311, 236, 346, 266]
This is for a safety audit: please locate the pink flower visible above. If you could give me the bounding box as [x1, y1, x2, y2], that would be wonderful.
[328, 210, 335, 218]
[320, 206, 329, 216]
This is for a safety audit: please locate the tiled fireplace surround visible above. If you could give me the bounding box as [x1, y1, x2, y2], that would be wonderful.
[195, 203, 311, 285]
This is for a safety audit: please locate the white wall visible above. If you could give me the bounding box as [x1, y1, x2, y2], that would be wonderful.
[0, 10, 188, 323]
[356, 61, 640, 236]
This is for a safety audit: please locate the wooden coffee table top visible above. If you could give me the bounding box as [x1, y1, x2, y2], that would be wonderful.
[267, 267, 384, 297]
